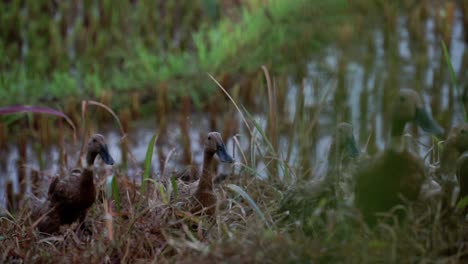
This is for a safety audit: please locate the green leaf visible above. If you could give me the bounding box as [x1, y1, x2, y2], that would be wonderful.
[441, 40, 466, 121]
[171, 176, 178, 200]
[227, 184, 269, 227]
[106, 175, 121, 213]
[456, 195, 468, 210]
[158, 183, 168, 205]
[142, 133, 158, 194]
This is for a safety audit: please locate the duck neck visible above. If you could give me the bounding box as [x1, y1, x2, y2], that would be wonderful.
[327, 140, 340, 174]
[198, 150, 215, 192]
[86, 151, 98, 169]
[80, 169, 95, 190]
[440, 137, 459, 175]
[389, 119, 406, 152]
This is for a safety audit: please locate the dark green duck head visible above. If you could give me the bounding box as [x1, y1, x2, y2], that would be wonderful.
[328, 122, 359, 170]
[334, 122, 359, 158]
[440, 123, 468, 175]
[390, 89, 444, 139]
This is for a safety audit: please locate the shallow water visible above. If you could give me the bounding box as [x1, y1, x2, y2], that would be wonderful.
[1, 7, 467, 210]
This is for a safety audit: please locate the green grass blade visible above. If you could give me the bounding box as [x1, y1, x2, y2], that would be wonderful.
[241, 105, 276, 155]
[227, 184, 269, 227]
[171, 176, 179, 200]
[441, 40, 466, 121]
[106, 175, 121, 213]
[142, 133, 158, 194]
[158, 183, 168, 205]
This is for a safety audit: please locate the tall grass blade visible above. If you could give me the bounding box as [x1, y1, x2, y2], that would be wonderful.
[441, 40, 467, 121]
[142, 133, 158, 194]
[208, 73, 252, 134]
[227, 184, 269, 227]
[83, 100, 127, 137]
[241, 105, 276, 155]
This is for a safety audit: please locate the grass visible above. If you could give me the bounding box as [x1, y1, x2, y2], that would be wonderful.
[2, 63, 468, 263]
[2, 1, 468, 262]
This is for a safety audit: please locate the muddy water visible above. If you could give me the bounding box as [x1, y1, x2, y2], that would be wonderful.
[1, 7, 467, 210]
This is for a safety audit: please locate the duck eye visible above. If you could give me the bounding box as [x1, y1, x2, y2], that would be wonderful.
[208, 136, 211, 140]
[399, 96, 406, 102]
[92, 138, 97, 143]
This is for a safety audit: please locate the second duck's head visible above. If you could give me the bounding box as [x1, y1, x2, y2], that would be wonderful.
[334, 122, 360, 158]
[447, 123, 468, 151]
[391, 89, 444, 138]
[204, 132, 234, 163]
[87, 134, 115, 165]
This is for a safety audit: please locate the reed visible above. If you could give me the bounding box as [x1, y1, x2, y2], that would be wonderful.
[30, 169, 40, 197]
[179, 96, 192, 165]
[0, 123, 7, 149]
[6, 180, 15, 212]
[131, 92, 141, 119]
[16, 131, 27, 202]
[120, 108, 131, 171]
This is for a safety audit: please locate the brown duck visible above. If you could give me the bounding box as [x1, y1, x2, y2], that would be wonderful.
[278, 122, 359, 220]
[34, 134, 114, 234]
[354, 89, 444, 224]
[327, 122, 360, 176]
[439, 123, 468, 206]
[457, 152, 468, 205]
[192, 132, 233, 217]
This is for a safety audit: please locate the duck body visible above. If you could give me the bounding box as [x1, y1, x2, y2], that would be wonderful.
[279, 123, 359, 221]
[48, 168, 96, 224]
[438, 123, 468, 207]
[35, 134, 114, 234]
[355, 149, 425, 223]
[457, 152, 468, 205]
[354, 89, 444, 225]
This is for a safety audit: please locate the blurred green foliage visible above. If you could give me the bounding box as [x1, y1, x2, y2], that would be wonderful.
[0, 0, 348, 105]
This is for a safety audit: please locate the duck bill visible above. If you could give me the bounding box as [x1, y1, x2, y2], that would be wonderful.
[414, 107, 445, 138]
[216, 143, 234, 163]
[99, 144, 115, 165]
[345, 136, 360, 158]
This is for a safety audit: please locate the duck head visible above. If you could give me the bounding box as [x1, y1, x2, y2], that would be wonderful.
[334, 122, 360, 158]
[204, 132, 234, 163]
[440, 123, 468, 175]
[86, 134, 115, 166]
[391, 89, 444, 138]
[447, 123, 468, 152]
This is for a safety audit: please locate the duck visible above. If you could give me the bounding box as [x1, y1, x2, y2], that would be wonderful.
[457, 152, 468, 210]
[191, 132, 234, 217]
[354, 89, 444, 225]
[33, 134, 115, 234]
[279, 122, 360, 221]
[326, 122, 360, 199]
[438, 123, 468, 207]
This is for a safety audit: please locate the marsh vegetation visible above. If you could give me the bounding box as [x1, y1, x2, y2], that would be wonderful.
[1, 0, 468, 262]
